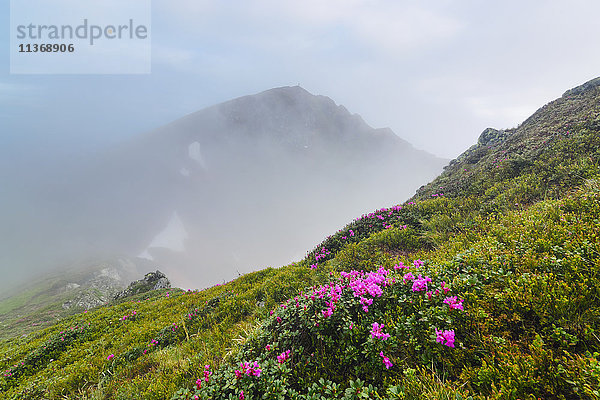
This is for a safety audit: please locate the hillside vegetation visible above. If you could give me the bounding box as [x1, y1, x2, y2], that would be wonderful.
[0, 258, 149, 342]
[2, 79, 600, 399]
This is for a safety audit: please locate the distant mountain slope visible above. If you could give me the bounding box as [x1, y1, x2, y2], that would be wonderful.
[0, 256, 153, 340]
[2, 86, 446, 290]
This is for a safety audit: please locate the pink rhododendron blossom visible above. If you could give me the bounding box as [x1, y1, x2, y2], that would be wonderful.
[249, 361, 261, 377]
[435, 329, 455, 348]
[360, 296, 373, 312]
[394, 262, 408, 270]
[411, 275, 432, 292]
[234, 361, 262, 378]
[277, 350, 291, 363]
[203, 365, 211, 382]
[371, 322, 391, 340]
[379, 351, 393, 369]
[322, 307, 334, 318]
[443, 296, 464, 310]
[441, 281, 450, 294]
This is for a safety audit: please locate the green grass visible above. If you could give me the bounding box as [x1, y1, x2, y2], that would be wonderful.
[0, 277, 80, 341]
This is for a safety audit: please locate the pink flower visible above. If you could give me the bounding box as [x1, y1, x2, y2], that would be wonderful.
[277, 349, 291, 363]
[196, 378, 202, 389]
[441, 281, 450, 294]
[403, 272, 414, 283]
[443, 296, 464, 311]
[411, 275, 432, 292]
[435, 329, 455, 348]
[360, 296, 373, 312]
[239, 390, 245, 400]
[203, 365, 211, 382]
[394, 262, 408, 270]
[236, 361, 262, 378]
[107, 354, 114, 361]
[249, 361, 262, 377]
[265, 344, 271, 351]
[379, 351, 393, 369]
[371, 322, 391, 340]
[413, 259, 424, 268]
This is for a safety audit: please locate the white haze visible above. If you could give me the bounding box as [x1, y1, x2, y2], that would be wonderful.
[0, 87, 447, 290]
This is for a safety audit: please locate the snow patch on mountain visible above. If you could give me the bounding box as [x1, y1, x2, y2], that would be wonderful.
[138, 212, 188, 260]
[179, 167, 190, 176]
[188, 142, 207, 169]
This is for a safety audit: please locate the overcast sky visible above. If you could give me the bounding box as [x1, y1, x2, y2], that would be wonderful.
[2, 0, 600, 160]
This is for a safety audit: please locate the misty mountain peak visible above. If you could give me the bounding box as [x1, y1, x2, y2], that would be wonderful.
[211, 85, 373, 145]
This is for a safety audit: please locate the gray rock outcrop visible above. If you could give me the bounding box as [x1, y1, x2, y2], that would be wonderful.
[112, 270, 171, 300]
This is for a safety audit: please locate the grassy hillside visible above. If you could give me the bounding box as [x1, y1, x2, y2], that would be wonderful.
[1, 78, 600, 399]
[0, 258, 147, 341]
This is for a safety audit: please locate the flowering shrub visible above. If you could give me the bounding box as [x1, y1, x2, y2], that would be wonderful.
[1, 322, 91, 386]
[171, 260, 464, 399]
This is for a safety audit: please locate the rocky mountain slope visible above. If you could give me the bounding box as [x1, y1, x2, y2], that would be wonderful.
[0, 256, 155, 340]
